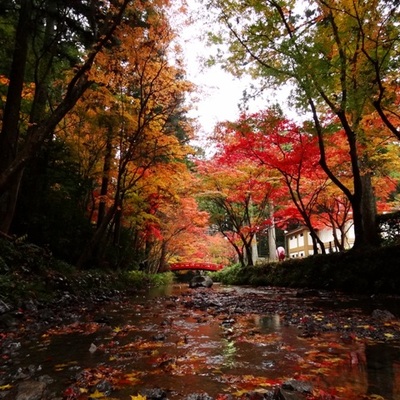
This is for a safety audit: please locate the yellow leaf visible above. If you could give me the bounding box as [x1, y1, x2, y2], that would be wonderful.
[384, 333, 394, 339]
[232, 390, 248, 397]
[54, 363, 69, 369]
[89, 390, 106, 398]
[125, 372, 141, 381]
[130, 395, 147, 400]
[113, 326, 122, 333]
[0, 384, 12, 390]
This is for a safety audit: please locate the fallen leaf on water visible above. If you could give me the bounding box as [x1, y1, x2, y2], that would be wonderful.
[357, 325, 373, 330]
[118, 371, 141, 386]
[130, 395, 146, 400]
[215, 395, 231, 400]
[54, 361, 78, 371]
[89, 389, 106, 398]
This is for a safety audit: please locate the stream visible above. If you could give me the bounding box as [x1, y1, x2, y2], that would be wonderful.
[2, 283, 400, 400]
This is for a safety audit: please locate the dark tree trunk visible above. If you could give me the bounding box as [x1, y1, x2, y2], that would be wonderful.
[97, 128, 113, 227]
[350, 173, 379, 250]
[77, 203, 117, 268]
[310, 100, 379, 251]
[243, 237, 254, 266]
[0, 0, 32, 233]
[157, 241, 168, 273]
[360, 173, 379, 247]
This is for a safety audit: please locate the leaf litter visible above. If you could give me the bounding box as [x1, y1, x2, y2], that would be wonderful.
[1, 284, 400, 399]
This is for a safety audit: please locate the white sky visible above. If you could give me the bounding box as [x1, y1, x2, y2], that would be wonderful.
[173, 1, 265, 141]
[172, 0, 298, 150]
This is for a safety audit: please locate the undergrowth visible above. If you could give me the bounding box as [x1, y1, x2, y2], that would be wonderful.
[0, 238, 174, 306]
[211, 244, 400, 295]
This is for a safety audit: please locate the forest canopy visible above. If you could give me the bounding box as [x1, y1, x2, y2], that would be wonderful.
[0, 0, 399, 271]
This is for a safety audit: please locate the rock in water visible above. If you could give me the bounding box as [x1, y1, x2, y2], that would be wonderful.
[189, 275, 213, 288]
[16, 380, 47, 400]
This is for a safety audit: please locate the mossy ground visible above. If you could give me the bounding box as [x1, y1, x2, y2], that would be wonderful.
[0, 238, 174, 307]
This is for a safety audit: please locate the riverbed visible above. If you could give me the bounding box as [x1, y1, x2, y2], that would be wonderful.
[1, 283, 400, 399]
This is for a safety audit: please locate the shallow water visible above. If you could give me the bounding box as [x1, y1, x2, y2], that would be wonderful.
[7, 284, 400, 399]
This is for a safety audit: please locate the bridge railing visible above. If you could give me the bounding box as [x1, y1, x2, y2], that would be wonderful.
[169, 262, 224, 271]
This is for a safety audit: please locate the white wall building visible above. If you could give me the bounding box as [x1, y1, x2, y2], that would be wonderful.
[285, 223, 355, 258]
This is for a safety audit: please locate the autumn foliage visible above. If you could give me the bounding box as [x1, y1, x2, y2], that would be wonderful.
[0, 0, 231, 270]
[198, 109, 399, 259]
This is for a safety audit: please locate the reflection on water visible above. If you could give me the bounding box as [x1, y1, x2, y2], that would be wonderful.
[256, 314, 282, 332]
[366, 343, 400, 399]
[220, 338, 237, 368]
[9, 284, 400, 400]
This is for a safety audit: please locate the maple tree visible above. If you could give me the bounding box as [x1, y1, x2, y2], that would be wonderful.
[71, 2, 197, 268]
[0, 0, 205, 270]
[210, 108, 399, 255]
[196, 154, 275, 267]
[206, 0, 400, 250]
[215, 111, 332, 255]
[124, 166, 214, 272]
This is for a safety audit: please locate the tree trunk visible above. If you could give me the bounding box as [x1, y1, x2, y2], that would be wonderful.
[252, 233, 259, 263]
[349, 172, 379, 250]
[360, 173, 379, 247]
[0, 0, 32, 233]
[113, 208, 122, 246]
[97, 126, 113, 227]
[311, 102, 379, 250]
[225, 234, 245, 267]
[268, 202, 277, 261]
[158, 241, 168, 273]
[77, 203, 117, 268]
[244, 238, 254, 266]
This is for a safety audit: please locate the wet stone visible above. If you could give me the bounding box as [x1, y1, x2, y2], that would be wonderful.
[276, 388, 308, 400]
[372, 309, 396, 322]
[95, 380, 112, 396]
[16, 380, 47, 400]
[281, 379, 313, 393]
[152, 333, 166, 341]
[38, 375, 54, 385]
[185, 393, 214, 400]
[241, 391, 275, 399]
[277, 380, 313, 399]
[140, 388, 169, 399]
[189, 275, 213, 288]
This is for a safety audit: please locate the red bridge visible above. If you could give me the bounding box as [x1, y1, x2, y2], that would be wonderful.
[169, 262, 224, 272]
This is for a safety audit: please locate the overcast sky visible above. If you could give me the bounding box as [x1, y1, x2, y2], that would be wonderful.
[172, 1, 260, 139]
[173, 0, 297, 151]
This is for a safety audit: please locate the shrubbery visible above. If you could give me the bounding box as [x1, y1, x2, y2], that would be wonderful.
[212, 245, 400, 295]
